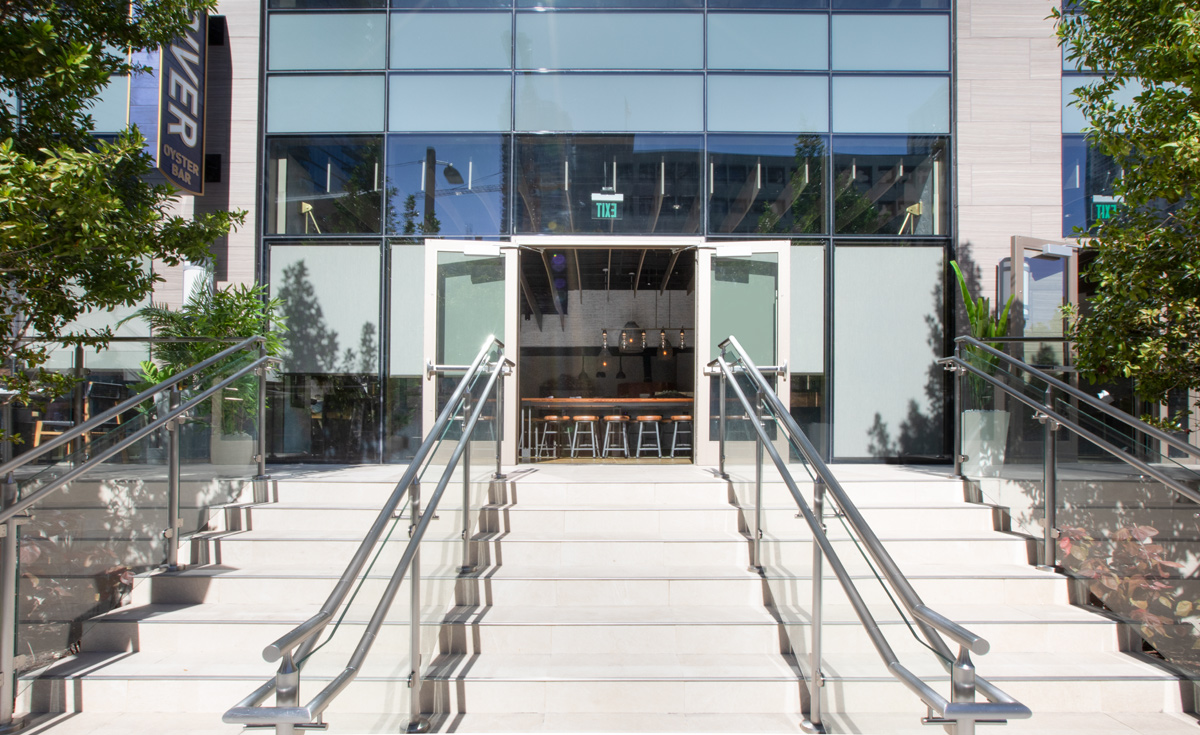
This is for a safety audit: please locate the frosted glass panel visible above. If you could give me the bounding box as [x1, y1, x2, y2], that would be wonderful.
[710, 253, 777, 364]
[832, 76, 948, 133]
[516, 13, 702, 69]
[437, 252, 506, 365]
[831, 14, 948, 71]
[89, 77, 129, 133]
[707, 13, 827, 70]
[267, 75, 385, 133]
[790, 245, 823, 372]
[390, 244, 424, 375]
[391, 12, 511, 69]
[270, 244, 381, 374]
[389, 75, 511, 131]
[269, 13, 386, 70]
[516, 74, 703, 131]
[708, 75, 827, 132]
[833, 245, 943, 458]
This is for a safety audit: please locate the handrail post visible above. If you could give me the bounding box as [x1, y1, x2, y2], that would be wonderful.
[718, 371, 729, 479]
[1040, 388, 1058, 571]
[494, 362, 506, 481]
[274, 650, 299, 735]
[951, 646, 977, 735]
[460, 392, 473, 574]
[751, 392, 763, 573]
[255, 341, 269, 486]
[801, 476, 826, 734]
[0, 473, 26, 732]
[72, 344, 85, 461]
[407, 479, 429, 734]
[952, 344, 964, 479]
[165, 387, 182, 571]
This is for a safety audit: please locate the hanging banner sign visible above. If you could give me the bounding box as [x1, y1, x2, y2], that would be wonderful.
[158, 13, 207, 195]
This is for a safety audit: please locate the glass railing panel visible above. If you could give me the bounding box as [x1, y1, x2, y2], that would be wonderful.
[1053, 427, 1200, 685]
[10, 351, 267, 675]
[954, 357, 1049, 540]
[1053, 395, 1200, 487]
[13, 408, 169, 674]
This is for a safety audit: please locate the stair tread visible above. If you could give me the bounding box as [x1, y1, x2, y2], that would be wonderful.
[25, 648, 1179, 684]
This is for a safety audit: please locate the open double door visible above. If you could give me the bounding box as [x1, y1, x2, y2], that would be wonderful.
[422, 238, 791, 466]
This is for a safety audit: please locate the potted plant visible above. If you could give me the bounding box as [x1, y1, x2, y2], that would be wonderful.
[126, 273, 285, 466]
[951, 260, 1014, 478]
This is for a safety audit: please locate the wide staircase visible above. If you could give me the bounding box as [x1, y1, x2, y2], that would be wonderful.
[17, 465, 1190, 733]
[5, 336, 1198, 733]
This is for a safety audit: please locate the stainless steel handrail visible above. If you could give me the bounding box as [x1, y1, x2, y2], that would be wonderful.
[224, 336, 507, 733]
[716, 337, 1030, 733]
[943, 352, 1200, 569]
[955, 336, 1200, 462]
[0, 335, 265, 477]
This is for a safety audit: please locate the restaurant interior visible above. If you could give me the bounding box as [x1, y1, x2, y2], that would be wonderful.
[519, 248, 695, 463]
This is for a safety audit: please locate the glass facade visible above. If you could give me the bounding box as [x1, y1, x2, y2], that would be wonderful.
[262, 3, 954, 461]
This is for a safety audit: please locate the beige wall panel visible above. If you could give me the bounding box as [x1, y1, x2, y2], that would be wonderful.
[958, 122, 1034, 165]
[1030, 38, 1065, 79]
[957, 39, 1030, 80]
[957, 0, 1063, 303]
[216, 0, 261, 288]
[970, 0, 1059, 39]
[962, 79, 1060, 123]
[1031, 207, 1064, 235]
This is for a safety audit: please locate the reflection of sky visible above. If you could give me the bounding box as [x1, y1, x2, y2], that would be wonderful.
[386, 135, 507, 236]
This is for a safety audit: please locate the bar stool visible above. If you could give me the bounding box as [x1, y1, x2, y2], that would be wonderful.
[570, 415, 600, 458]
[536, 415, 563, 460]
[601, 415, 630, 458]
[634, 415, 663, 458]
[669, 414, 693, 457]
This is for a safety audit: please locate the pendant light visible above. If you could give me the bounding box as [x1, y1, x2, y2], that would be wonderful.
[596, 330, 608, 378]
[577, 352, 588, 384]
[616, 354, 626, 380]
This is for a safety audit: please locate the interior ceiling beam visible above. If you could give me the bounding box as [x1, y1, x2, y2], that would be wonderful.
[540, 249, 567, 330]
[573, 250, 583, 303]
[519, 269, 543, 331]
[632, 249, 646, 297]
[659, 249, 681, 295]
[606, 249, 611, 300]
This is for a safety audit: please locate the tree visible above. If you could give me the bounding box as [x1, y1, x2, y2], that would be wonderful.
[0, 0, 241, 417]
[1053, 2, 1200, 423]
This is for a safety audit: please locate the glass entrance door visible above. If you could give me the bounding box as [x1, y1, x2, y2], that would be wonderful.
[422, 240, 517, 463]
[695, 241, 791, 465]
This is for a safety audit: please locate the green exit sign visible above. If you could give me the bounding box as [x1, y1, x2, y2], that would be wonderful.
[1092, 195, 1121, 222]
[591, 192, 624, 220]
[594, 201, 621, 219]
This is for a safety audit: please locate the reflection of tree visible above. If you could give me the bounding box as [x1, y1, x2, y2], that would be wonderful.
[277, 260, 339, 374]
[755, 135, 826, 234]
[339, 322, 379, 374]
[323, 139, 389, 234]
[398, 193, 440, 242]
[834, 139, 947, 235]
[867, 255, 947, 458]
